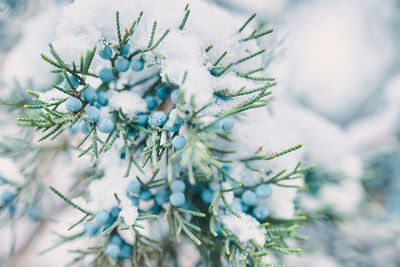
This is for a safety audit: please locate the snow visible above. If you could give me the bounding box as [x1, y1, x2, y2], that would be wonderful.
[220, 212, 266, 245]
[52, 0, 267, 109]
[107, 90, 147, 118]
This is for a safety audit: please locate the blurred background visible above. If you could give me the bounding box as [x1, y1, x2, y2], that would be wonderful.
[0, 0, 399, 266]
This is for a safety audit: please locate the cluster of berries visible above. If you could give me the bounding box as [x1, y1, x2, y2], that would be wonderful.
[232, 184, 272, 221]
[83, 206, 120, 236]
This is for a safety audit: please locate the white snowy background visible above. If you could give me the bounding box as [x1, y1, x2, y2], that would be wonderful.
[0, 0, 399, 266]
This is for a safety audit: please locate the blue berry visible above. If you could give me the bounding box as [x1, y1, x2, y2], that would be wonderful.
[155, 189, 169, 206]
[119, 244, 132, 258]
[149, 111, 167, 127]
[136, 113, 148, 126]
[240, 201, 250, 212]
[165, 120, 181, 132]
[69, 123, 79, 134]
[172, 135, 187, 151]
[144, 95, 157, 110]
[95, 210, 110, 226]
[255, 184, 272, 199]
[84, 222, 99, 236]
[99, 68, 114, 83]
[80, 120, 90, 134]
[65, 97, 82, 112]
[219, 117, 234, 131]
[127, 127, 136, 136]
[127, 180, 141, 194]
[9, 204, 16, 216]
[97, 91, 108, 106]
[252, 206, 269, 221]
[1, 190, 14, 205]
[241, 190, 257, 206]
[63, 75, 80, 89]
[128, 195, 139, 206]
[130, 58, 144, 71]
[155, 85, 170, 100]
[120, 43, 130, 56]
[139, 189, 152, 201]
[98, 45, 112, 59]
[168, 109, 184, 124]
[97, 118, 114, 133]
[115, 58, 130, 72]
[109, 206, 120, 218]
[231, 201, 243, 213]
[170, 192, 185, 207]
[85, 106, 100, 123]
[110, 235, 123, 246]
[171, 89, 179, 104]
[170, 180, 186, 193]
[27, 206, 41, 221]
[201, 189, 214, 204]
[105, 244, 120, 258]
[82, 86, 97, 103]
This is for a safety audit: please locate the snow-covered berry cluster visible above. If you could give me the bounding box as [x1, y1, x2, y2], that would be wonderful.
[12, 0, 313, 266]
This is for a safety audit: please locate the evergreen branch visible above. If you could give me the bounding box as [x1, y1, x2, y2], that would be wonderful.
[49, 186, 92, 215]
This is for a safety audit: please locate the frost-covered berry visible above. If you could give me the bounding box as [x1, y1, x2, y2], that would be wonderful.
[201, 189, 214, 204]
[65, 97, 82, 112]
[0, 190, 14, 205]
[98, 45, 112, 59]
[169, 109, 184, 124]
[255, 184, 272, 199]
[27, 206, 41, 221]
[120, 43, 130, 56]
[252, 206, 269, 221]
[139, 189, 152, 201]
[172, 135, 187, 151]
[105, 244, 120, 258]
[85, 106, 100, 123]
[144, 95, 157, 110]
[165, 120, 181, 132]
[127, 127, 136, 136]
[97, 118, 114, 133]
[128, 195, 139, 206]
[80, 121, 90, 134]
[241, 190, 257, 206]
[219, 117, 234, 131]
[69, 123, 79, 134]
[99, 68, 114, 83]
[110, 235, 123, 246]
[115, 58, 130, 72]
[231, 200, 244, 213]
[149, 111, 167, 127]
[170, 180, 185, 193]
[97, 91, 108, 106]
[130, 58, 144, 71]
[84, 222, 99, 236]
[109, 206, 120, 218]
[127, 180, 141, 194]
[82, 86, 97, 103]
[155, 85, 170, 100]
[170, 192, 185, 207]
[95, 210, 110, 226]
[155, 189, 169, 206]
[171, 89, 179, 104]
[119, 244, 132, 258]
[136, 113, 148, 126]
[63, 75, 80, 89]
